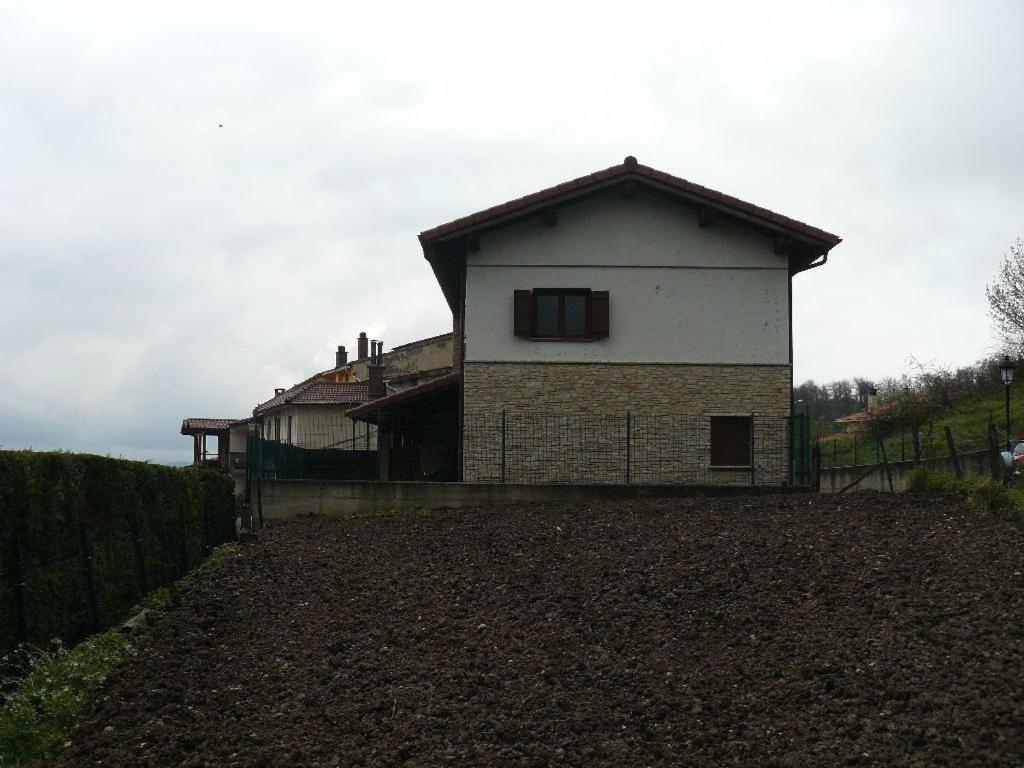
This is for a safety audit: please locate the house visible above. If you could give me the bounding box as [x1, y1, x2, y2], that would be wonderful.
[833, 389, 887, 435]
[350, 156, 841, 485]
[180, 417, 249, 489]
[182, 331, 454, 483]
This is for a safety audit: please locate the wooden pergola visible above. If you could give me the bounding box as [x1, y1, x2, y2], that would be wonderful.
[180, 418, 240, 470]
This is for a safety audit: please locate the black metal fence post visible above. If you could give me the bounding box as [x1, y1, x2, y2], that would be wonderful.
[854, 434, 858, 466]
[78, 522, 100, 629]
[625, 412, 632, 485]
[832, 438, 837, 469]
[10, 531, 28, 642]
[500, 410, 507, 484]
[750, 412, 756, 486]
[256, 478, 265, 529]
[129, 507, 148, 596]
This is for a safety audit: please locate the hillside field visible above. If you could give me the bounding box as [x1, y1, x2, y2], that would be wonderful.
[57, 495, 1024, 767]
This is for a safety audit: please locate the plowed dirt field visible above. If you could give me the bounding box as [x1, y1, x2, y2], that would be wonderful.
[56, 493, 1024, 766]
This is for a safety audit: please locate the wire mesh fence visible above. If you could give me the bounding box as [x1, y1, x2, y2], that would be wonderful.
[247, 411, 813, 486]
[465, 412, 809, 486]
[818, 422, 996, 470]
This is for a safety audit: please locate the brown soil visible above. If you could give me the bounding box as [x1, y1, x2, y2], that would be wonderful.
[56, 493, 1024, 767]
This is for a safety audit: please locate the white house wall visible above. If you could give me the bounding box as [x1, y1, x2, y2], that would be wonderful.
[464, 192, 790, 365]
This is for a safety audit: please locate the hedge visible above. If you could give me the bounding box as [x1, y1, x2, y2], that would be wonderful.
[0, 451, 235, 656]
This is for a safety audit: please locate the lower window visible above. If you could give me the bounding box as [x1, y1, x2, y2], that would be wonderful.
[709, 416, 752, 468]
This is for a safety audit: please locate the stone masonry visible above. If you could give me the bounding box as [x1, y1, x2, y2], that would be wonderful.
[462, 362, 792, 486]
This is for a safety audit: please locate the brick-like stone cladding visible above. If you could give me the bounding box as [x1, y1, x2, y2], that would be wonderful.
[462, 362, 792, 486]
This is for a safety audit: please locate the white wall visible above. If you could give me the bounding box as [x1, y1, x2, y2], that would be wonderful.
[464, 192, 790, 365]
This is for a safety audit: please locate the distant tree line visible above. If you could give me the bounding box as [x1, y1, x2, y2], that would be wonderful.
[794, 355, 1014, 427]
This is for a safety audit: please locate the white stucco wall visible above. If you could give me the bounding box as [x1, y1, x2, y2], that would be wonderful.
[463, 191, 790, 365]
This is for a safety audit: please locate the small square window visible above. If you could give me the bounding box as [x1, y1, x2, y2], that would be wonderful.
[532, 289, 590, 339]
[709, 416, 752, 468]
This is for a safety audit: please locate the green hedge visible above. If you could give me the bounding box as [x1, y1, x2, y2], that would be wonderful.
[0, 451, 235, 655]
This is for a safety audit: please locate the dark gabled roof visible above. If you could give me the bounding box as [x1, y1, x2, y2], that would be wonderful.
[419, 157, 841, 310]
[346, 371, 461, 422]
[180, 417, 244, 435]
[419, 156, 842, 247]
[253, 378, 371, 415]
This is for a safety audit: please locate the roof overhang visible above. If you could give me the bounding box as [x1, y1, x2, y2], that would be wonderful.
[346, 371, 461, 424]
[419, 157, 842, 311]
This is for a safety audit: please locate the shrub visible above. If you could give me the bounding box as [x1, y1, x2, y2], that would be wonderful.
[0, 452, 235, 655]
[906, 467, 1024, 515]
[0, 633, 131, 764]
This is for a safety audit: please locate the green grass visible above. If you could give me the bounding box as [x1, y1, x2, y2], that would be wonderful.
[0, 543, 239, 766]
[906, 467, 1024, 515]
[819, 390, 1024, 469]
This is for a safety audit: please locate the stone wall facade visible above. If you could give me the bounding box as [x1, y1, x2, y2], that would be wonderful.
[462, 362, 793, 486]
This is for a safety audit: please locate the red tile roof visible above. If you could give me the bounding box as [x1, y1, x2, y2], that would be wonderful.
[253, 377, 371, 415]
[419, 156, 842, 248]
[180, 417, 243, 435]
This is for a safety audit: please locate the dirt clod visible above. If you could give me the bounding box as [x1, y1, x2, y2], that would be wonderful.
[57, 493, 1024, 766]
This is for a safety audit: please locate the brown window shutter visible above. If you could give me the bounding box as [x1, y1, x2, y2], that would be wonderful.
[513, 290, 533, 337]
[589, 291, 609, 338]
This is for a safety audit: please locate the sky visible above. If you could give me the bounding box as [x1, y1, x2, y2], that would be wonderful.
[1, 1, 1022, 463]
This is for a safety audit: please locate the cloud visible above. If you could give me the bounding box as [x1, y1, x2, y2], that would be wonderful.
[1, 0, 1022, 461]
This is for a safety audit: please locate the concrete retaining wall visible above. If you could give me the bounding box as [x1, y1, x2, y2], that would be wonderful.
[254, 479, 812, 520]
[820, 450, 993, 493]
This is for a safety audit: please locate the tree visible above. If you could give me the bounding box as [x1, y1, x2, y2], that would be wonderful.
[985, 237, 1024, 353]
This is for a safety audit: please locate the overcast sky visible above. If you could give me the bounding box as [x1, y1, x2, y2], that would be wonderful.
[2, 1, 1022, 463]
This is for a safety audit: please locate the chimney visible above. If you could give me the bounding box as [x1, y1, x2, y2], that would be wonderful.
[336, 345, 348, 368]
[867, 387, 879, 411]
[357, 331, 368, 360]
[368, 359, 385, 398]
[274, 387, 285, 396]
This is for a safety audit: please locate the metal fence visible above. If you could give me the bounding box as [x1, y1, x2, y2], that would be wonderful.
[465, 412, 809, 486]
[820, 422, 994, 471]
[247, 411, 812, 487]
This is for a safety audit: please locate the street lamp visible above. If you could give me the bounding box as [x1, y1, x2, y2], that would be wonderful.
[1000, 355, 1015, 450]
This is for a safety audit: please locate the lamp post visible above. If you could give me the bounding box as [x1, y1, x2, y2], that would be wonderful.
[1000, 355, 1015, 451]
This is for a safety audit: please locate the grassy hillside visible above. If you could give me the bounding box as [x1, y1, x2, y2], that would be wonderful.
[818, 388, 1024, 468]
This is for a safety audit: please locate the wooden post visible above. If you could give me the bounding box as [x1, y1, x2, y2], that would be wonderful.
[78, 522, 100, 628]
[811, 444, 822, 492]
[988, 424, 1003, 482]
[876, 432, 894, 492]
[944, 426, 963, 479]
[10, 531, 28, 642]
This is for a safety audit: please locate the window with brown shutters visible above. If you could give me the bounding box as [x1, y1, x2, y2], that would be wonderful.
[513, 288, 609, 340]
[709, 416, 752, 468]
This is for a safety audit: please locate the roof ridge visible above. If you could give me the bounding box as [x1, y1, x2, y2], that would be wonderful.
[419, 157, 841, 246]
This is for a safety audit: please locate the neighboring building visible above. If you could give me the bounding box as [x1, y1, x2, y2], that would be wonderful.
[352, 156, 841, 485]
[181, 331, 454, 482]
[180, 417, 249, 489]
[833, 389, 887, 435]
